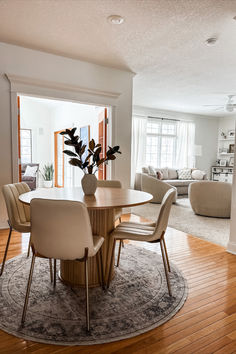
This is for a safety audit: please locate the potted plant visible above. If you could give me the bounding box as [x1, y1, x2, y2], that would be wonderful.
[60, 128, 121, 195]
[41, 163, 54, 188]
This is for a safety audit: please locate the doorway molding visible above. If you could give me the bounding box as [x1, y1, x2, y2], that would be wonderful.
[6, 73, 120, 183]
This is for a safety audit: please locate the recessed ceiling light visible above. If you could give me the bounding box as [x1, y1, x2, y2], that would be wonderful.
[107, 15, 124, 25]
[205, 37, 218, 46]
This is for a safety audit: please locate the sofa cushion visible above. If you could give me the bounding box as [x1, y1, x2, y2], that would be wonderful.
[168, 168, 178, 180]
[192, 169, 205, 180]
[160, 167, 168, 180]
[142, 167, 149, 174]
[166, 179, 193, 187]
[177, 168, 192, 180]
[24, 165, 38, 177]
[148, 165, 156, 176]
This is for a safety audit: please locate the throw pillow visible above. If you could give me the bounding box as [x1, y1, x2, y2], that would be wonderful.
[161, 167, 169, 180]
[148, 165, 156, 176]
[156, 170, 163, 180]
[192, 169, 205, 180]
[177, 168, 192, 180]
[24, 165, 38, 177]
[168, 168, 178, 180]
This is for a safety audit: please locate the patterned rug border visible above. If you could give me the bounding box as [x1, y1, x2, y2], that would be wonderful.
[0, 247, 188, 346]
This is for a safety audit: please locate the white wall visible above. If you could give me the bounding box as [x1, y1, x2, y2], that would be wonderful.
[20, 96, 54, 180]
[0, 42, 133, 228]
[133, 105, 219, 176]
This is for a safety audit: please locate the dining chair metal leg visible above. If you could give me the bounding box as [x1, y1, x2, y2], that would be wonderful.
[119, 216, 122, 223]
[84, 257, 90, 331]
[160, 239, 172, 297]
[162, 235, 171, 272]
[27, 234, 32, 258]
[107, 238, 116, 289]
[53, 259, 57, 288]
[21, 253, 36, 324]
[116, 240, 122, 267]
[99, 248, 105, 290]
[49, 259, 53, 283]
[0, 225, 12, 276]
[96, 253, 101, 286]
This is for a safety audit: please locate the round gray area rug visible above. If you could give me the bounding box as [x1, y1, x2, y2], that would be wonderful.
[0, 244, 188, 345]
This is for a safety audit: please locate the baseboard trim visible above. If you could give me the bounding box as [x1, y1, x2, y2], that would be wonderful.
[226, 241, 236, 255]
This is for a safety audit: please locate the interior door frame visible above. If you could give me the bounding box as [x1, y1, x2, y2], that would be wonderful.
[7, 74, 119, 184]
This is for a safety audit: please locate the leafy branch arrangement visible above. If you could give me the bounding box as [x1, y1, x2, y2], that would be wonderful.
[60, 128, 121, 174]
[40, 163, 54, 181]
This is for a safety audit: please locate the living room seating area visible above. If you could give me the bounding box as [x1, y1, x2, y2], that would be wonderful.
[135, 166, 207, 200]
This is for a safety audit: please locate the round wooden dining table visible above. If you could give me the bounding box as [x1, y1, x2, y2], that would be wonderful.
[19, 187, 153, 287]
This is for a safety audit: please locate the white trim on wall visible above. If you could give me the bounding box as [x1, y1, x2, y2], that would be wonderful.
[6, 73, 119, 184]
[6, 74, 121, 99]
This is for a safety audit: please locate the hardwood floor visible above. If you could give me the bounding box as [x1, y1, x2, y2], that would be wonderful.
[0, 214, 236, 353]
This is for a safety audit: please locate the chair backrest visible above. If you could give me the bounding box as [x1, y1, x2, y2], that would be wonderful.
[2, 182, 31, 230]
[30, 199, 96, 260]
[97, 180, 122, 188]
[153, 188, 176, 240]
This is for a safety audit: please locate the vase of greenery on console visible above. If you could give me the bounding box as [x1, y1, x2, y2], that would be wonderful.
[60, 128, 121, 195]
[41, 164, 54, 188]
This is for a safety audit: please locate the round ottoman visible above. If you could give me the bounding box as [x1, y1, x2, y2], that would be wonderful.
[189, 181, 232, 218]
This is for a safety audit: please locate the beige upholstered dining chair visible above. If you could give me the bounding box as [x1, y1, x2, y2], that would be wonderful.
[1, 183, 33, 276]
[21, 199, 105, 332]
[107, 188, 176, 296]
[97, 180, 124, 263]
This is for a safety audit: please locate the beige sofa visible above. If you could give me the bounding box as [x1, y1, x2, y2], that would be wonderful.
[189, 181, 232, 218]
[135, 167, 207, 196]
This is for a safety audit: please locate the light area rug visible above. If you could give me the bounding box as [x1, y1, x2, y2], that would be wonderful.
[0, 245, 187, 346]
[132, 198, 230, 247]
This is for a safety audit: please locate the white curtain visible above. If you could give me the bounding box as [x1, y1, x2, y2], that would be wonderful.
[131, 116, 147, 187]
[176, 121, 195, 168]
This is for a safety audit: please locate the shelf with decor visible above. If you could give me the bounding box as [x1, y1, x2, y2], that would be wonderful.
[217, 130, 235, 168]
[211, 166, 234, 183]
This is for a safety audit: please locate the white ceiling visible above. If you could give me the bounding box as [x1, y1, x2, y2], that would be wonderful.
[1, 0, 236, 117]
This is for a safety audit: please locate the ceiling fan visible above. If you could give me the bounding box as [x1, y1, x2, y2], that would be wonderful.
[203, 95, 236, 112]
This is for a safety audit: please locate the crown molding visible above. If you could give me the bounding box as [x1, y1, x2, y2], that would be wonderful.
[5, 73, 121, 99]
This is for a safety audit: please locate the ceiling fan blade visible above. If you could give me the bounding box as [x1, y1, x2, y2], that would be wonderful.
[213, 107, 224, 111]
[202, 104, 224, 107]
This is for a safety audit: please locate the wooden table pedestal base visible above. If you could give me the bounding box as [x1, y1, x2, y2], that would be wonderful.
[60, 209, 115, 287]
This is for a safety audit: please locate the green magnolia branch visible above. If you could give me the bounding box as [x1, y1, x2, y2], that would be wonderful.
[60, 128, 121, 174]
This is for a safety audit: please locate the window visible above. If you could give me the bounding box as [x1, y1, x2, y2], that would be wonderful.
[20, 129, 32, 164]
[54, 130, 73, 188]
[146, 119, 177, 168]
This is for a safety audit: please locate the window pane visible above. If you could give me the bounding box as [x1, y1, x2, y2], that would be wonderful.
[162, 122, 176, 135]
[160, 137, 175, 167]
[21, 130, 31, 138]
[20, 129, 32, 164]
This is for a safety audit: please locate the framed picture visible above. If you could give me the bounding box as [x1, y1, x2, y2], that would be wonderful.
[229, 144, 235, 153]
[80, 125, 90, 162]
[220, 159, 227, 166]
[228, 130, 235, 138]
[229, 157, 234, 167]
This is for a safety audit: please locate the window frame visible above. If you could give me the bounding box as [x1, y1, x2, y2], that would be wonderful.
[20, 128, 32, 164]
[146, 118, 177, 168]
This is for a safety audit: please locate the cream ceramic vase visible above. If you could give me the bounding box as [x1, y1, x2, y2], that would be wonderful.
[81, 174, 97, 195]
[43, 180, 53, 188]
